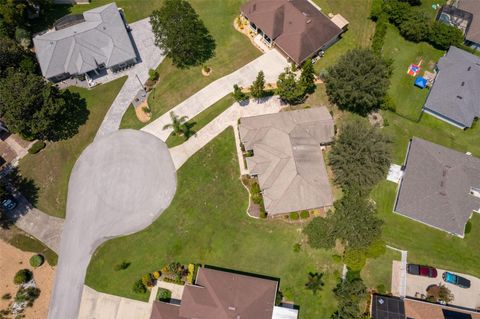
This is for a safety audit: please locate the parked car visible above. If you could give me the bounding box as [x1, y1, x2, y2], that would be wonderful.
[1, 195, 17, 211]
[407, 264, 438, 278]
[443, 271, 471, 288]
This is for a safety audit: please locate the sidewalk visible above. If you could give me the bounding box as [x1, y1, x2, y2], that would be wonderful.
[141, 49, 288, 141]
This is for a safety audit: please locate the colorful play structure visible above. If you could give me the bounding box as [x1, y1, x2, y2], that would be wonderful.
[407, 59, 432, 89]
[407, 59, 423, 76]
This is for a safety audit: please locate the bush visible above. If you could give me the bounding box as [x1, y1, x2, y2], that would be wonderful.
[28, 141, 45, 154]
[398, 11, 431, 43]
[1, 293, 11, 300]
[29, 254, 44, 268]
[148, 69, 159, 81]
[186, 263, 197, 284]
[275, 291, 284, 306]
[15, 286, 40, 306]
[465, 220, 472, 235]
[132, 279, 147, 294]
[289, 212, 299, 220]
[370, 0, 384, 20]
[157, 288, 171, 301]
[372, 14, 388, 54]
[303, 216, 336, 249]
[344, 249, 367, 271]
[141, 273, 154, 287]
[163, 277, 185, 285]
[429, 22, 464, 50]
[13, 269, 32, 285]
[250, 182, 262, 204]
[376, 284, 387, 294]
[300, 210, 310, 219]
[366, 240, 386, 258]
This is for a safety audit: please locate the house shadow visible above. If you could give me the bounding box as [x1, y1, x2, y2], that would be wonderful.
[203, 264, 280, 284]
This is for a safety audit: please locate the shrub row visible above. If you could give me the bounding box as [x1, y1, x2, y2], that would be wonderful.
[383, 0, 464, 50]
[28, 140, 45, 154]
[372, 13, 388, 54]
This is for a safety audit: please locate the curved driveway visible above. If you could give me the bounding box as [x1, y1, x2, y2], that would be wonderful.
[48, 130, 176, 319]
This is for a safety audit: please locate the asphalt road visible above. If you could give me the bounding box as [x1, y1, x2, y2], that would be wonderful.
[48, 130, 177, 319]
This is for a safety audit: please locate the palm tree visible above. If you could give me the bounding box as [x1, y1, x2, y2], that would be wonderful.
[305, 272, 325, 294]
[163, 112, 189, 136]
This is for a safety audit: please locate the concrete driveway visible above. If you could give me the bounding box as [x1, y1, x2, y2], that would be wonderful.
[48, 130, 176, 319]
[393, 261, 480, 310]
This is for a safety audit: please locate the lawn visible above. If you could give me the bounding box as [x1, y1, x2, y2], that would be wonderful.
[372, 181, 480, 278]
[18, 77, 127, 218]
[165, 94, 235, 148]
[312, 0, 376, 71]
[86, 128, 341, 318]
[120, 0, 261, 129]
[361, 248, 401, 293]
[382, 25, 445, 120]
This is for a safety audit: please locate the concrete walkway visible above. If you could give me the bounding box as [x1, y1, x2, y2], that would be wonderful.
[48, 130, 176, 319]
[141, 49, 288, 141]
[95, 18, 165, 140]
[169, 97, 284, 170]
[387, 245, 408, 297]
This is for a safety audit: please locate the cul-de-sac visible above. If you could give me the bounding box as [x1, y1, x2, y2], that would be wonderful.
[0, 0, 479, 318]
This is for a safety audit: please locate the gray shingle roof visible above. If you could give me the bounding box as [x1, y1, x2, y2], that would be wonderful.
[423, 46, 480, 128]
[33, 2, 136, 79]
[395, 138, 480, 237]
[239, 108, 334, 215]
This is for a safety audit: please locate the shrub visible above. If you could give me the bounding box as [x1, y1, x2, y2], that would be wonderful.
[429, 22, 464, 50]
[465, 220, 472, 235]
[163, 277, 185, 285]
[148, 69, 159, 81]
[372, 14, 388, 54]
[29, 254, 44, 268]
[289, 212, 299, 220]
[157, 288, 172, 301]
[28, 141, 45, 154]
[114, 261, 131, 271]
[275, 291, 284, 305]
[233, 84, 247, 102]
[13, 269, 32, 285]
[141, 273, 152, 287]
[186, 263, 197, 284]
[370, 0, 384, 20]
[398, 11, 431, 43]
[344, 249, 367, 272]
[1, 293, 11, 300]
[332, 255, 343, 263]
[376, 284, 387, 294]
[366, 240, 386, 258]
[300, 210, 310, 219]
[132, 279, 147, 294]
[293, 243, 301, 252]
[250, 182, 262, 204]
[15, 287, 40, 306]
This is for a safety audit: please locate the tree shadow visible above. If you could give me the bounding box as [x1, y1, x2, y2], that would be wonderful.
[47, 89, 89, 142]
[183, 121, 197, 140]
[30, 4, 73, 34]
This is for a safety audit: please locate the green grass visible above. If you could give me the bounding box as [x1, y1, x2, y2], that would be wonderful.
[165, 94, 235, 148]
[312, 0, 376, 71]
[18, 77, 127, 218]
[7, 232, 58, 266]
[361, 248, 401, 293]
[372, 181, 480, 278]
[120, 0, 261, 128]
[383, 25, 445, 120]
[87, 128, 341, 317]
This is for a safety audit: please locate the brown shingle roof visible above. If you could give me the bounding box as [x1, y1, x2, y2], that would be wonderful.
[405, 299, 480, 319]
[150, 302, 182, 319]
[178, 268, 278, 319]
[241, 0, 343, 64]
[458, 0, 480, 44]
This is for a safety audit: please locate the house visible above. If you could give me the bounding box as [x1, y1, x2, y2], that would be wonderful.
[422, 46, 480, 129]
[240, 0, 348, 65]
[371, 294, 480, 319]
[438, 0, 480, 50]
[33, 2, 137, 82]
[394, 137, 480, 238]
[150, 267, 298, 319]
[238, 108, 335, 217]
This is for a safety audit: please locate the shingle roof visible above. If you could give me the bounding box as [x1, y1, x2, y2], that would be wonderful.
[404, 298, 480, 319]
[150, 302, 182, 319]
[178, 268, 278, 319]
[239, 108, 334, 215]
[33, 2, 136, 79]
[458, 0, 480, 44]
[395, 137, 480, 237]
[241, 0, 343, 64]
[423, 46, 480, 128]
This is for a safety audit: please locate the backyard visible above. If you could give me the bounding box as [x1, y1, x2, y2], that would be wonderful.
[86, 129, 342, 318]
[18, 77, 127, 218]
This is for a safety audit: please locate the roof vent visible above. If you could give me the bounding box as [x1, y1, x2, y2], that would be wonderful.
[468, 66, 472, 71]
[461, 81, 465, 86]
[302, 12, 308, 16]
[470, 187, 480, 199]
[306, 19, 312, 24]
[228, 306, 236, 311]
[103, 26, 106, 30]
[456, 95, 463, 100]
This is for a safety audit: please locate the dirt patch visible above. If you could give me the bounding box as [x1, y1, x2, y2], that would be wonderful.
[0, 239, 55, 318]
[135, 101, 152, 123]
[202, 67, 212, 76]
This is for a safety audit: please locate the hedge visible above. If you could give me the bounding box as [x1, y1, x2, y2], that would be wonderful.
[28, 141, 46, 154]
[29, 254, 44, 268]
[372, 13, 388, 54]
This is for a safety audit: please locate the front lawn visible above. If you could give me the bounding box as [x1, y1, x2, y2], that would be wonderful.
[18, 77, 127, 218]
[120, 0, 261, 129]
[361, 248, 401, 293]
[86, 128, 341, 318]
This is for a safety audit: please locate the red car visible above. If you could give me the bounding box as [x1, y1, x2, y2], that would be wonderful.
[407, 264, 438, 278]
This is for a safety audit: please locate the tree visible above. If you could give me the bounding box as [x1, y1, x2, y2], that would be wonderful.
[276, 68, 305, 104]
[0, 70, 88, 141]
[250, 70, 266, 99]
[332, 189, 383, 249]
[150, 0, 216, 68]
[303, 215, 336, 249]
[13, 269, 33, 284]
[331, 276, 367, 319]
[329, 118, 391, 190]
[163, 112, 192, 138]
[398, 10, 431, 42]
[233, 84, 247, 102]
[15, 27, 30, 49]
[0, 35, 24, 74]
[299, 59, 316, 93]
[305, 272, 325, 294]
[324, 49, 391, 115]
[429, 22, 464, 50]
